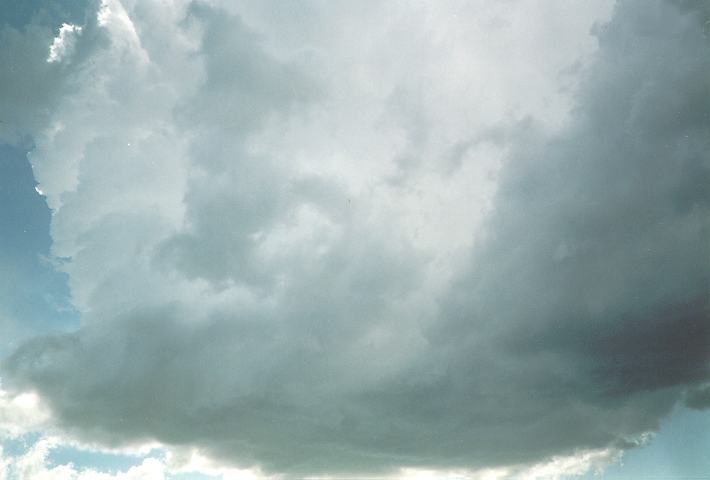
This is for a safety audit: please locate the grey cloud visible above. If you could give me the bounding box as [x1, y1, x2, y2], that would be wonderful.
[157, 3, 320, 288]
[426, 0, 709, 455]
[685, 384, 710, 410]
[177, 2, 318, 135]
[2, 0, 709, 477]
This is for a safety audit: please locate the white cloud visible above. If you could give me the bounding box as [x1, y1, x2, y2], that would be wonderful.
[1, 438, 166, 480]
[166, 447, 276, 480]
[0, 388, 50, 438]
[47, 23, 82, 63]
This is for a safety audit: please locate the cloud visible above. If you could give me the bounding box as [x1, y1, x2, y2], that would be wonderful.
[685, 384, 710, 410]
[0, 388, 50, 438]
[46, 23, 82, 63]
[1, 437, 166, 480]
[1, 0, 708, 477]
[0, 384, 619, 480]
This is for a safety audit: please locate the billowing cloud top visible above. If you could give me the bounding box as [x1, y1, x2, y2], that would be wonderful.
[0, 0, 708, 478]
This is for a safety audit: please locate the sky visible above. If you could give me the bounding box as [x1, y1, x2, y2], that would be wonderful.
[0, 0, 708, 479]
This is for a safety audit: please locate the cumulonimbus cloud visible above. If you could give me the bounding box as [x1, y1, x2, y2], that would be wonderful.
[1, 0, 708, 477]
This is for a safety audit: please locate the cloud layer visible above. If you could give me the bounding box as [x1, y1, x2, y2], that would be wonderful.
[1, 0, 708, 477]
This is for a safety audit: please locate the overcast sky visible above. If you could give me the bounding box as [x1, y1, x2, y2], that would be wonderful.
[0, 0, 708, 479]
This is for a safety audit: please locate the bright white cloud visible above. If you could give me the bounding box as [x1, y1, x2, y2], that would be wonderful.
[1, 438, 166, 480]
[0, 388, 49, 438]
[46, 23, 82, 63]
